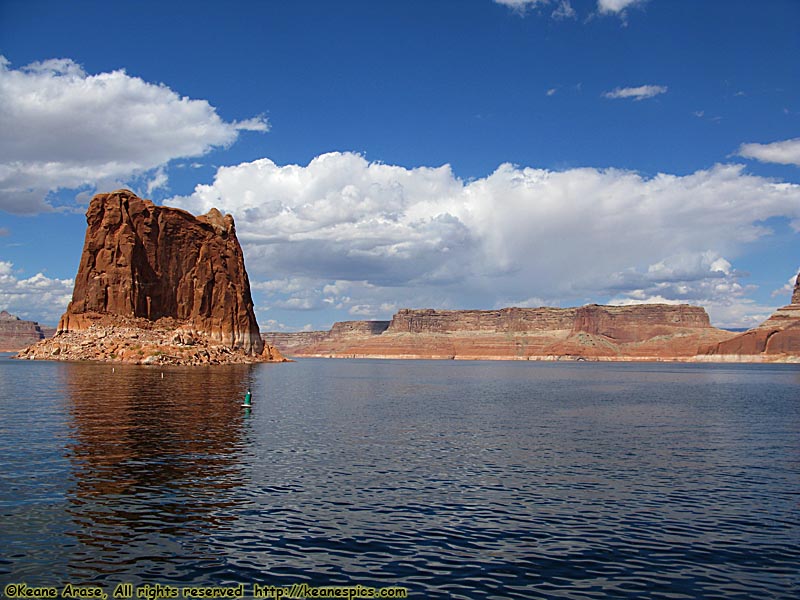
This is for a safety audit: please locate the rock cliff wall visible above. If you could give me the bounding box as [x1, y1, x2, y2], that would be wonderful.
[388, 308, 576, 334]
[262, 331, 328, 351]
[278, 304, 732, 361]
[330, 320, 391, 337]
[0, 311, 54, 351]
[571, 304, 711, 343]
[58, 189, 264, 355]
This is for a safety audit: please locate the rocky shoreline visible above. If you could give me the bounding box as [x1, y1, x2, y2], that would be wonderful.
[16, 314, 287, 365]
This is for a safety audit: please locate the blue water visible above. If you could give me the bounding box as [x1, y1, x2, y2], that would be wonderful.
[1, 356, 798, 599]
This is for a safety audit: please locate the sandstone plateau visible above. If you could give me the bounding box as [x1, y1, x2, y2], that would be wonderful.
[0, 311, 56, 351]
[263, 280, 800, 363]
[17, 190, 286, 365]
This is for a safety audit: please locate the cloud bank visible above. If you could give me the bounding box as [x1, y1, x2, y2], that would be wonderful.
[0, 56, 267, 214]
[169, 152, 800, 329]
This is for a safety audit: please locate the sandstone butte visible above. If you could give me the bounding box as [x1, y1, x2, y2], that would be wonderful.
[16, 189, 286, 365]
[263, 273, 800, 363]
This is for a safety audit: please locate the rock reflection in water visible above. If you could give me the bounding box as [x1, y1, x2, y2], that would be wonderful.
[59, 362, 254, 579]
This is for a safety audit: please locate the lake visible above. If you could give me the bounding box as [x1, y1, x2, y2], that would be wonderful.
[1, 356, 798, 599]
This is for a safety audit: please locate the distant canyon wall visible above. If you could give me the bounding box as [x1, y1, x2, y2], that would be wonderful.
[0, 311, 55, 351]
[262, 304, 744, 362]
[263, 273, 800, 362]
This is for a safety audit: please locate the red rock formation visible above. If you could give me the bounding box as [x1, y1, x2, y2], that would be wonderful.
[285, 304, 733, 361]
[572, 304, 711, 343]
[262, 330, 328, 354]
[18, 190, 287, 364]
[59, 189, 263, 354]
[330, 320, 391, 337]
[388, 308, 576, 333]
[0, 311, 54, 351]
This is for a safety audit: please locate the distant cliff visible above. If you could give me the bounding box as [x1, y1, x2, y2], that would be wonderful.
[263, 321, 389, 353]
[263, 304, 736, 361]
[0, 311, 54, 351]
[264, 270, 800, 362]
[18, 190, 285, 365]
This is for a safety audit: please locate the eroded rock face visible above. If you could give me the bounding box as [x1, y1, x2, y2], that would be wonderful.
[0, 311, 54, 351]
[262, 331, 329, 353]
[571, 304, 711, 343]
[388, 308, 576, 334]
[59, 190, 264, 355]
[330, 320, 391, 337]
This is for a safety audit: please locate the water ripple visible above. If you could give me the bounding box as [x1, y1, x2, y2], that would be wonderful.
[1, 357, 799, 598]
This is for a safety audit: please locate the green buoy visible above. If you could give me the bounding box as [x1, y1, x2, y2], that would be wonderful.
[242, 390, 252, 408]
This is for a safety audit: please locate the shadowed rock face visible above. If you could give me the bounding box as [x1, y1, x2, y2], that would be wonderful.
[59, 189, 264, 355]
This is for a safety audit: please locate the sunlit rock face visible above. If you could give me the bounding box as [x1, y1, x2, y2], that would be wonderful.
[18, 190, 289, 365]
[59, 189, 264, 355]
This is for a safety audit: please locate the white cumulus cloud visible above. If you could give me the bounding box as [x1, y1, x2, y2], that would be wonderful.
[603, 84, 667, 101]
[0, 56, 268, 214]
[737, 138, 800, 167]
[170, 152, 800, 329]
[0, 261, 73, 324]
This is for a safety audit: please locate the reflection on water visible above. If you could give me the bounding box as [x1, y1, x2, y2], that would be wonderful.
[1, 357, 799, 598]
[60, 363, 254, 579]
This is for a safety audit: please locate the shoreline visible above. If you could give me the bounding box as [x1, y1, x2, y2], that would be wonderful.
[282, 352, 800, 364]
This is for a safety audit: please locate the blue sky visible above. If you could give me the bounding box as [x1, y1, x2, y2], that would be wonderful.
[1, 0, 798, 331]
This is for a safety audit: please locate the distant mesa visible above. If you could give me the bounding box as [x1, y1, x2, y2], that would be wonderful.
[0, 310, 55, 352]
[263, 280, 800, 363]
[17, 190, 286, 365]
